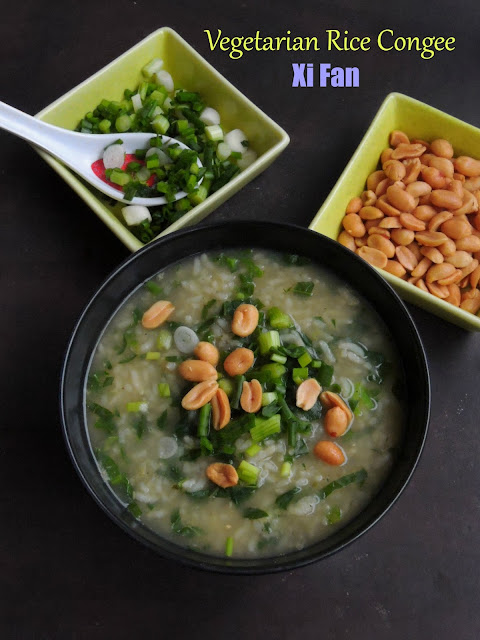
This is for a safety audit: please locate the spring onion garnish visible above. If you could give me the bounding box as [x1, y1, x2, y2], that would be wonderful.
[250, 414, 281, 442]
[292, 368, 309, 385]
[197, 403, 211, 437]
[231, 375, 245, 410]
[280, 461, 292, 477]
[145, 351, 161, 360]
[245, 443, 261, 457]
[157, 330, 172, 350]
[292, 282, 314, 297]
[127, 401, 147, 413]
[267, 307, 294, 330]
[271, 353, 287, 364]
[297, 351, 313, 368]
[225, 536, 234, 557]
[218, 378, 234, 397]
[258, 331, 281, 355]
[157, 383, 171, 398]
[261, 392, 277, 407]
[237, 460, 260, 485]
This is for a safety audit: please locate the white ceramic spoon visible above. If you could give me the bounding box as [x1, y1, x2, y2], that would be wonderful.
[0, 100, 202, 206]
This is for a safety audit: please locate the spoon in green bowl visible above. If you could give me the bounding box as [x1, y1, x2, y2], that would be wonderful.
[0, 100, 203, 206]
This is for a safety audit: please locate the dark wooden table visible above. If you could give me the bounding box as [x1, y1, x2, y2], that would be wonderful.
[2, 1, 479, 638]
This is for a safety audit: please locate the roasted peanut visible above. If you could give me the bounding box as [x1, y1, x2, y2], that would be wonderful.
[415, 230, 448, 247]
[414, 205, 437, 222]
[420, 247, 443, 264]
[429, 156, 454, 178]
[426, 282, 449, 298]
[452, 190, 478, 216]
[206, 462, 238, 488]
[445, 284, 461, 306]
[178, 359, 218, 382]
[438, 238, 457, 257]
[361, 190, 377, 206]
[428, 211, 453, 231]
[359, 205, 384, 220]
[367, 226, 390, 238]
[367, 170, 386, 192]
[460, 289, 480, 314]
[454, 156, 480, 177]
[430, 189, 463, 210]
[391, 228, 415, 246]
[367, 234, 395, 257]
[355, 236, 368, 248]
[464, 176, 480, 193]
[416, 278, 429, 293]
[379, 216, 402, 229]
[395, 246, 418, 271]
[194, 341, 220, 367]
[320, 391, 353, 422]
[391, 142, 426, 160]
[345, 196, 363, 213]
[399, 213, 426, 231]
[426, 262, 456, 283]
[376, 195, 401, 217]
[460, 259, 479, 279]
[406, 181, 432, 198]
[448, 179, 464, 200]
[437, 269, 463, 286]
[387, 185, 416, 212]
[296, 378, 322, 411]
[456, 235, 480, 253]
[313, 441, 346, 466]
[381, 147, 394, 164]
[240, 379, 263, 413]
[231, 303, 259, 337]
[421, 166, 448, 189]
[142, 300, 175, 329]
[338, 230, 356, 251]
[440, 218, 472, 240]
[211, 388, 231, 430]
[384, 159, 406, 181]
[342, 213, 366, 238]
[411, 257, 433, 278]
[430, 138, 454, 159]
[223, 348, 254, 377]
[403, 158, 422, 184]
[384, 260, 407, 278]
[390, 130, 409, 147]
[357, 245, 388, 269]
[182, 379, 219, 410]
[406, 241, 422, 261]
[446, 251, 473, 268]
[324, 407, 349, 438]
[470, 264, 480, 289]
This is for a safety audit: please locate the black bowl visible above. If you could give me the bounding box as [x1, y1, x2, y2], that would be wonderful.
[61, 221, 430, 574]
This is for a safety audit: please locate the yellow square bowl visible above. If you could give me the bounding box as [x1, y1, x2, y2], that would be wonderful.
[309, 92, 480, 332]
[35, 28, 289, 252]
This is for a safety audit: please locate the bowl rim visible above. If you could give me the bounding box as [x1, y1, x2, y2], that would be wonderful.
[60, 220, 430, 574]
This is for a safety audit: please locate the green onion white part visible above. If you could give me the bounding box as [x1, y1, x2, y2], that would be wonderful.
[155, 70, 174, 92]
[224, 129, 248, 153]
[199, 107, 221, 126]
[122, 205, 151, 226]
[103, 143, 125, 169]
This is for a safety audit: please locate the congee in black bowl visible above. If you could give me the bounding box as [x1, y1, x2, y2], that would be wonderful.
[61, 221, 430, 573]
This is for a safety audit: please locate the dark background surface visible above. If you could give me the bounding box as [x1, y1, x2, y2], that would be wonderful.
[1, 1, 479, 638]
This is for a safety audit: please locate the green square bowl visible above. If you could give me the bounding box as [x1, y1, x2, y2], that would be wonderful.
[309, 92, 480, 332]
[35, 28, 289, 252]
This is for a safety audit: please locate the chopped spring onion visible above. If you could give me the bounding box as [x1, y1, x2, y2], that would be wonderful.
[197, 403, 211, 437]
[109, 169, 130, 186]
[103, 143, 125, 169]
[98, 119, 111, 134]
[224, 129, 248, 153]
[231, 374, 245, 410]
[237, 148, 258, 170]
[155, 70, 174, 92]
[145, 351, 161, 360]
[280, 461, 292, 477]
[260, 362, 287, 380]
[311, 360, 323, 368]
[146, 147, 171, 166]
[261, 392, 277, 407]
[174, 326, 199, 353]
[218, 378, 234, 397]
[250, 414, 281, 442]
[157, 330, 172, 350]
[151, 114, 170, 134]
[316, 362, 334, 387]
[127, 401, 148, 413]
[293, 281, 314, 297]
[216, 142, 232, 161]
[157, 383, 171, 398]
[292, 368, 309, 385]
[237, 460, 260, 485]
[267, 307, 294, 330]
[225, 536, 234, 557]
[200, 107, 221, 126]
[122, 205, 152, 227]
[205, 124, 223, 142]
[142, 58, 164, 78]
[298, 351, 313, 368]
[115, 114, 132, 133]
[131, 93, 143, 112]
[245, 443, 261, 457]
[271, 353, 287, 364]
[258, 330, 281, 355]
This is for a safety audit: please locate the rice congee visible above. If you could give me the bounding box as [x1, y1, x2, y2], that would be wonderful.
[85, 250, 404, 558]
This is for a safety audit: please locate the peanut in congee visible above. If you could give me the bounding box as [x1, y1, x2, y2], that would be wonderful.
[338, 132, 480, 315]
[86, 250, 404, 558]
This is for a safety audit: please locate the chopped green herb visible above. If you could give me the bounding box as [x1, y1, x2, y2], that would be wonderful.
[275, 487, 301, 510]
[156, 409, 168, 430]
[88, 402, 117, 435]
[145, 280, 163, 296]
[225, 536, 234, 557]
[133, 413, 147, 439]
[96, 449, 133, 501]
[170, 509, 203, 537]
[318, 469, 368, 500]
[293, 282, 314, 297]
[243, 508, 268, 519]
[327, 505, 342, 525]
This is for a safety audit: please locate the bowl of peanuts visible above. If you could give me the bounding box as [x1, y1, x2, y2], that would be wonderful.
[309, 92, 480, 331]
